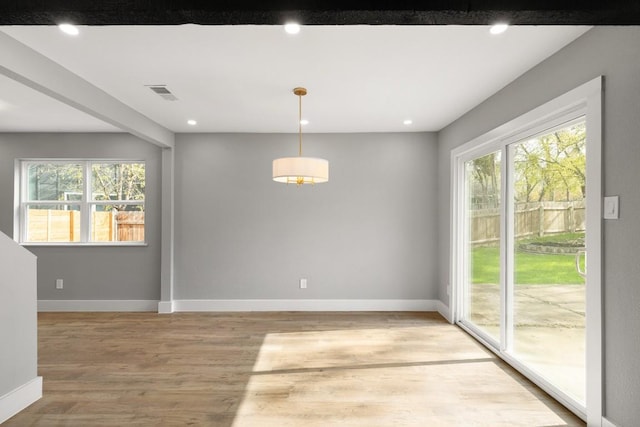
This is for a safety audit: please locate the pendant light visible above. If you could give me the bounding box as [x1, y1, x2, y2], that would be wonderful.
[273, 87, 329, 185]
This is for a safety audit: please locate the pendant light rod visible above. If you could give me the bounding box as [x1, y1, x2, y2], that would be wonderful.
[293, 87, 307, 157]
[299, 92, 302, 156]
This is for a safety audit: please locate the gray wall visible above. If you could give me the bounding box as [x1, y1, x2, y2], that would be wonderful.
[0, 231, 37, 405]
[0, 133, 162, 300]
[437, 27, 640, 426]
[175, 132, 439, 300]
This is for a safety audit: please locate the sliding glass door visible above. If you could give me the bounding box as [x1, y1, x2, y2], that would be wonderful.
[509, 120, 586, 405]
[458, 117, 588, 411]
[463, 151, 502, 344]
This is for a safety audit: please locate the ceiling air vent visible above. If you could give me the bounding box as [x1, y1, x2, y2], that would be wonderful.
[147, 85, 178, 101]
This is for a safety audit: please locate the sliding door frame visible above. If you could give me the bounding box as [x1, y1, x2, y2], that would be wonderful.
[449, 76, 602, 424]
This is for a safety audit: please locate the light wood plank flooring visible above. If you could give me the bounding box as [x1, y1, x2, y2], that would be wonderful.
[5, 312, 585, 426]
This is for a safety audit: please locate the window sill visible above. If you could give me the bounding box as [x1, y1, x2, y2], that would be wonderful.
[20, 242, 148, 247]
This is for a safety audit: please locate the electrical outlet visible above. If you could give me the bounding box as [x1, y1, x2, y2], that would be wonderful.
[56, 279, 64, 290]
[300, 278, 307, 289]
[446, 284, 451, 296]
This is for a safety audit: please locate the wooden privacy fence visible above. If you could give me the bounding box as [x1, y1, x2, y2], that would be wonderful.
[113, 212, 145, 242]
[27, 209, 144, 242]
[28, 209, 80, 242]
[470, 201, 585, 245]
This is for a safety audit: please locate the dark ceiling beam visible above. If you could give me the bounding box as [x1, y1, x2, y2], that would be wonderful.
[0, 1, 639, 25]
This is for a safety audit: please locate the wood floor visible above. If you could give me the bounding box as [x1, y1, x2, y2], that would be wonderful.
[5, 312, 585, 426]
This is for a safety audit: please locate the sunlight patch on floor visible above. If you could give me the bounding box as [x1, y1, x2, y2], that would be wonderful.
[232, 325, 579, 427]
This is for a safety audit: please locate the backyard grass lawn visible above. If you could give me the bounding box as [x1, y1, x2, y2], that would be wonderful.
[472, 246, 585, 284]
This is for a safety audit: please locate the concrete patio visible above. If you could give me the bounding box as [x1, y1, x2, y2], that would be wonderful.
[468, 283, 585, 403]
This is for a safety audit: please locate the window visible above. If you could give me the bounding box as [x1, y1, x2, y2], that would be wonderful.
[17, 160, 145, 244]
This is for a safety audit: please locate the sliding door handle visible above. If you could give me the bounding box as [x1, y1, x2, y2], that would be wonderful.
[575, 250, 587, 279]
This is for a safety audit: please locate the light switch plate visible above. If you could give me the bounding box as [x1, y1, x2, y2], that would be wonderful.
[604, 196, 619, 219]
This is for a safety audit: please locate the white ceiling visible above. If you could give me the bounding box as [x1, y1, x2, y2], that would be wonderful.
[0, 25, 590, 134]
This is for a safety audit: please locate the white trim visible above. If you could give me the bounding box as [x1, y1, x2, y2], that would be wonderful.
[584, 76, 604, 427]
[502, 147, 510, 353]
[602, 417, 618, 427]
[0, 377, 42, 424]
[36, 299, 438, 313]
[173, 299, 438, 312]
[449, 79, 599, 159]
[436, 301, 452, 323]
[81, 161, 90, 242]
[13, 159, 21, 242]
[21, 242, 148, 247]
[38, 300, 158, 312]
[449, 148, 464, 324]
[157, 300, 175, 314]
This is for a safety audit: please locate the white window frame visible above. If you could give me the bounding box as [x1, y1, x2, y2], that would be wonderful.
[14, 159, 146, 246]
[450, 76, 602, 424]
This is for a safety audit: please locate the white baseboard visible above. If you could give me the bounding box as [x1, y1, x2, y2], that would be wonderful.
[157, 300, 175, 314]
[0, 377, 42, 424]
[173, 299, 439, 312]
[37, 299, 444, 313]
[436, 300, 453, 323]
[602, 417, 617, 427]
[38, 300, 158, 312]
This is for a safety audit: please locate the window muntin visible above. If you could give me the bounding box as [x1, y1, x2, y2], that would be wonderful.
[19, 160, 145, 245]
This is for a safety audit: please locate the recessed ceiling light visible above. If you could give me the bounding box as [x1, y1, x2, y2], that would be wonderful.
[58, 23, 79, 36]
[300, 119, 309, 126]
[490, 23, 509, 35]
[187, 119, 197, 126]
[403, 119, 413, 125]
[284, 22, 301, 35]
